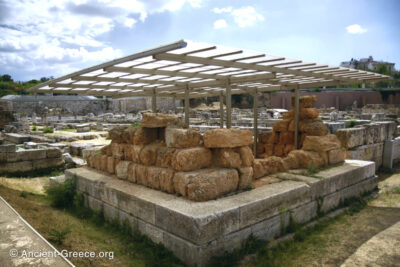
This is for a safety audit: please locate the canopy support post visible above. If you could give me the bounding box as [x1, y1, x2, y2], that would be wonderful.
[219, 92, 224, 128]
[172, 94, 176, 114]
[184, 85, 190, 128]
[253, 88, 258, 156]
[226, 80, 232, 129]
[151, 88, 156, 112]
[294, 85, 300, 149]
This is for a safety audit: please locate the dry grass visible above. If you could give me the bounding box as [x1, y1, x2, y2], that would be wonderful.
[0, 185, 157, 267]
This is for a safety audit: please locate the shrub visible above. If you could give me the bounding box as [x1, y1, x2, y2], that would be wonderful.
[346, 119, 356, 128]
[31, 125, 37, 131]
[46, 176, 76, 209]
[43, 127, 54, 133]
[48, 228, 71, 245]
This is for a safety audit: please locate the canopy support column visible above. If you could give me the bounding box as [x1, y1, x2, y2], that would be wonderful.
[226, 80, 232, 129]
[253, 88, 258, 156]
[172, 94, 176, 114]
[151, 88, 156, 112]
[294, 85, 300, 149]
[184, 85, 190, 128]
[219, 92, 224, 128]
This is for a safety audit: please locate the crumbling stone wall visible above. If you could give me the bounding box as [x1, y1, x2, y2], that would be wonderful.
[336, 121, 396, 170]
[0, 144, 63, 174]
[87, 113, 254, 201]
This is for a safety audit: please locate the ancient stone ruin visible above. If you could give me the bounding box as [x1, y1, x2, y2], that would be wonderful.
[87, 113, 254, 201]
[86, 103, 346, 202]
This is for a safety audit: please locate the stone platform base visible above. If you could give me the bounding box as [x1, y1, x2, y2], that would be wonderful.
[65, 160, 377, 266]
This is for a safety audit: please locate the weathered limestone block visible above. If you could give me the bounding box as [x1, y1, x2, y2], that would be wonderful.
[284, 144, 295, 155]
[135, 164, 148, 186]
[32, 158, 63, 170]
[100, 155, 108, 172]
[17, 149, 47, 161]
[131, 145, 144, 163]
[238, 146, 254, 167]
[107, 156, 115, 174]
[288, 150, 326, 168]
[173, 168, 239, 201]
[0, 161, 33, 173]
[82, 147, 100, 160]
[127, 162, 136, 183]
[251, 176, 281, 188]
[273, 119, 290, 132]
[279, 131, 294, 145]
[141, 113, 183, 128]
[172, 147, 212, 171]
[147, 166, 175, 193]
[121, 127, 137, 144]
[100, 144, 112, 156]
[301, 119, 328, 136]
[139, 142, 164, 166]
[291, 95, 317, 108]
[282, 153, 299, 170]
[203, 129, 253, 148]
[328, 149, 346, 165]
[253, 156, 284, 179]
[336, 128, 366, 149]
[116, 161, 131, 180]
[93, 154, 102, 170]
[165, 127, 202, 148]
[212, 148, 242, 168]
[258, 131, 273, 143]
[268, 132, 280, 144]
[133, 128, 158, 145]
[111, 143, 125, 159]
[273, 144, 285, 157]
[302, 134, 342, 152]
[108, 126, 128, 143]
[156, 146, 177, 168]
[363, 124, 381, 145]
[263, 143, 274, 157]
[346, 143, 383, 169]
[124, 145, 134, 161]
[238, 166, 253, 190]
[283, 108, 319, 120]
[0, 144, 16, 153]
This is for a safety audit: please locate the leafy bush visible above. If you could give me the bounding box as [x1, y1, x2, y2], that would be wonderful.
[42, 127, 54, 133]
[46, 177, 76, 209]
[346, 119, 356, 128]
[31, 125, 37, 131]
[48, 228, 71, 245]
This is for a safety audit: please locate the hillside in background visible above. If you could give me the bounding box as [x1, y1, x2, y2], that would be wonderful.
[0, 74, 52, 97]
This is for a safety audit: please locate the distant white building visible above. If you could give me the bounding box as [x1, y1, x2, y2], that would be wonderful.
[341, 56, 395, 72]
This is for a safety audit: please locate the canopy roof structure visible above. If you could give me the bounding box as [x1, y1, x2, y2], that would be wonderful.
[28, 40, 390, 99]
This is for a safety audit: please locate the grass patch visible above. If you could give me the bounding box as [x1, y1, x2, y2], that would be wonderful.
[43, 176, 183, 266]
[299, 163, 323, 179]
[210, 196, 369, 267]
[43, 127, 54, 133]
[131, 122, 141, 127]
[3, 167, 64, 178]
[391, 186, 400, 194]
[48, 227, 71, 245]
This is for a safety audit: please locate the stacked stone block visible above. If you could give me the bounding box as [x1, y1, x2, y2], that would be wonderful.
[257, 96, 328, 158]
[336, 121, 396, 169]
[87, 113, 255, 202]
[0, 144, 63, 174]
[252, 96, 345, 179]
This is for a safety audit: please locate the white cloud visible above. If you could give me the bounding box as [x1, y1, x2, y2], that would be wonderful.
[214, 19, 227, 29]
[231, 6, 264, 28]
[346, 24, 367, 34]
[213, 7, 232, 14]
[212, 6, 264, 28]
[0, 0, 201, 79]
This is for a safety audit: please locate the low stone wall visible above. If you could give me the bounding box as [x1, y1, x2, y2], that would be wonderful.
[336, 121, 396, 169]
[66, 159, 377, 266]
[0, 144, 63, 174]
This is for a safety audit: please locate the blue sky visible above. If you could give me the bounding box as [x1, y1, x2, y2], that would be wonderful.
[1, 0, 399, 81]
